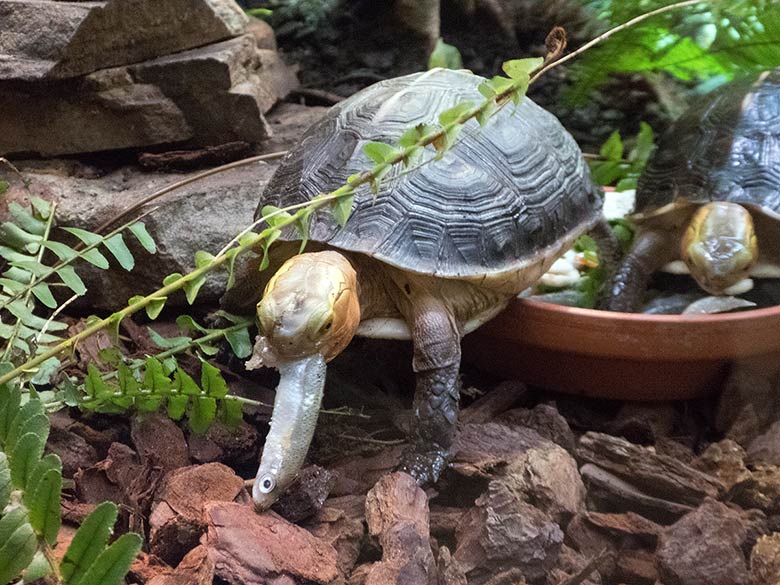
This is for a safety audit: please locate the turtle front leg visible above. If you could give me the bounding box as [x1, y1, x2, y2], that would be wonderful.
[396, 290, 461, 485]
[599, 229, 675, 313]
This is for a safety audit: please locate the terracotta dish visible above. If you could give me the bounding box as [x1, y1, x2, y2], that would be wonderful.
[462, 298, 780, 401]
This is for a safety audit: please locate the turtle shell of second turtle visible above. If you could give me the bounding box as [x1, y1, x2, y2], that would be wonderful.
[259, 68, 601, 286]
[636, 70, 780, 218]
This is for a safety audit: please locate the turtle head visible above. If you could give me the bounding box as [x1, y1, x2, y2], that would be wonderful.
[248, 251, 360, 512]
[255, 250, 361, 365]
[681, 202, 758, 294]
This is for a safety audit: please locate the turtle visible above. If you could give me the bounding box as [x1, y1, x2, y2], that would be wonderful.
[223, 68, 617, 511]
[602, 70, 780, 313]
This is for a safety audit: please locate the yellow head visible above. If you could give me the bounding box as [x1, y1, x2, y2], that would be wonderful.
[256, 250, 361, 365]
[681, 202, 758, 294]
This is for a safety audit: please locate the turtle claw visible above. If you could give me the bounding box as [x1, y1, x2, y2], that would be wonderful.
[397, 444, 449, 485]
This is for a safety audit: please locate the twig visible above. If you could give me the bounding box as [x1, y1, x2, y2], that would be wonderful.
[337, 434, 405, 446]
[93, 150, 289, 234]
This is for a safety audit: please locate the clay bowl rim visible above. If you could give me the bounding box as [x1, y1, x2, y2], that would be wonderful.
[475, 297, 780, 362]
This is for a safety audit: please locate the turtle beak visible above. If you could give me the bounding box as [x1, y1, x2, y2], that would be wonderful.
[682, 202, 758, 294]
[252, 354, 327, 512]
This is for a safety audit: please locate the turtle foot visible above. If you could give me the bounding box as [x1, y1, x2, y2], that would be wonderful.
[396, 444, 449, 485]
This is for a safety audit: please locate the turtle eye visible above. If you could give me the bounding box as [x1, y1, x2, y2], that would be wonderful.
[320, 318, 333, 333]
[258, 474, 276, 494]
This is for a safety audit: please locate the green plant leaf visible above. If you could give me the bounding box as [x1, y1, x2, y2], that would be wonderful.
[6, 398, 46, 450]
[502, 57, 543, 80]
[166, 395, 189, 421]
[148, 328, 191, 350]
[85, 363, 110, 400]
[103, 234, 134, 271]
[31, 356, 62, 386]
[130, 295, 167, 320]
[24, 453, 61, 507]
[225, 326, 251, 359]
[220, 398, 244, 429]
[30, 196, 52, 219]
[22, 550, 53, 582]
[31, 281, 57, 308]
[330, 190, 354, 227]
[27, 467, 62, 545]
[260, 206, 293, 229]
[439, 102, 474, 126]
[56, 265, 87, 295]
[77, 532, 143, 585]
[0, 452, 10, 510]
[600, 131, 624, 161]
[8, 203, 45, 236]
[258, 227, 282, 271]
[173, 367, 200, 396]
[190, 396, 217, 434]
[60, 501, 119, 585]
[10, 432, 45, 489]
[201, 362, 228, 398]
[143, 358, 171, 394]
[363, 141, 399, 165]
[7, 413, 48, 455]
[43, 240, 78, 261]
[428, 37, 462, 70]
[0, 512, 37, 585]
[129, 222, 156, 254]
[81, 248, 111, 270]
[0, 382, 22, 443]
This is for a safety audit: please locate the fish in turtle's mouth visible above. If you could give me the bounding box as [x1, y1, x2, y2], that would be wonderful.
[246, 250, 361, 511]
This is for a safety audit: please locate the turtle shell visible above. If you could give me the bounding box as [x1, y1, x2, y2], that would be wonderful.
[260, 68, 601, 283]
[636, 70, 780, 219]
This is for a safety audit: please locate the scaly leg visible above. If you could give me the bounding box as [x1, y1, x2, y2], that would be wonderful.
[395, 289, 461, 484]
[599, 229, 675, 313]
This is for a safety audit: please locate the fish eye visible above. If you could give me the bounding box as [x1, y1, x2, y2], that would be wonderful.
[258, 474, 276, 493]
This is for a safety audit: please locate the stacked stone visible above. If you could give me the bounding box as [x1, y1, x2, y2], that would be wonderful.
[0, 0, 298, 156]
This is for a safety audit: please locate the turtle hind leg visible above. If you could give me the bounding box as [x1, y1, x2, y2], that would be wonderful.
[392, 282, 462, 485]
[598, 229, 675, 313]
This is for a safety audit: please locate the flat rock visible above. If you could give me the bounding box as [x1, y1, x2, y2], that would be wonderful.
[303, 495, 366, 576]
[578, 432, 724, 506]
[329, 446, 404, 496]
[149, 463, 244, 565]
[47, 422, 99, 478]
[656, 498, 750, 585]
[0, 0, 247, 81]
[747, 420, 780, 466]
[614, 549, 658, 585]
[8, 157, 279, 309]
[583, 511, 661, 547]
[580, 463, 694, 524]
[497, 402, 576, 454]
[693, 439, 752, 492]
[502, 443, 585, 523]
[131, 413, 190, 474]
[272, 465, 335, 523]
[608, 402, 678, 444]
[1, 34, 297, 156]
[364, 472, 437, 585]
[203, 502, 341, 585]
[187, 420, 260, 471]
[751, 533, 780, 585]
[147, 546, 215, 585]
[450, 422, 552, 477]
[454, 479, 563, 583]
[459, 381, 527, 424]
[732, 465, 780, 515]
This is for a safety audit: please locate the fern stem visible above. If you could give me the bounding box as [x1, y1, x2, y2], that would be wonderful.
[2, 202, 57, 362]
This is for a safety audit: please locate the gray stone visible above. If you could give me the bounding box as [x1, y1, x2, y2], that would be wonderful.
[454, 479, 564, 583]
[747, 420, 780, 466]
[0, 34, 297, 156]
[657, 498, 750, 585]
[0, 0, 248, 81]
